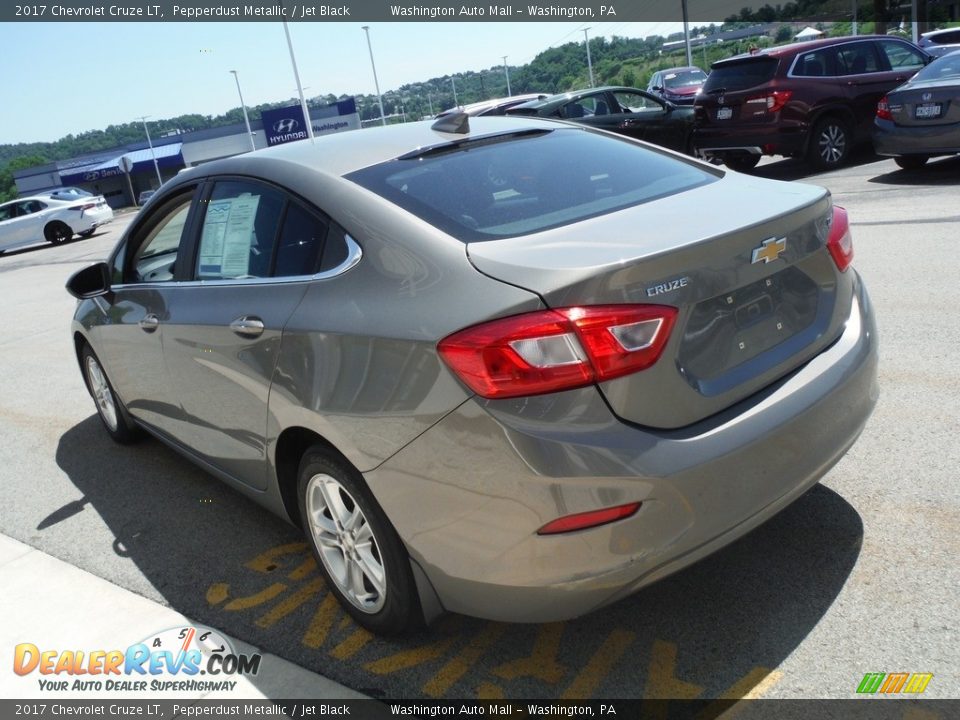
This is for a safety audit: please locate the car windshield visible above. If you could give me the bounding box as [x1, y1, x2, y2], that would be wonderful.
[347, 128, 717, 242]
[703, 57, 778, 92]
[664, 69, 708, 88]
[914, 52, 960, 81]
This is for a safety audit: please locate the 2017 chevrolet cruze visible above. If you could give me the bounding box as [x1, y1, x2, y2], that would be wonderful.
[67, 115, 878, 634]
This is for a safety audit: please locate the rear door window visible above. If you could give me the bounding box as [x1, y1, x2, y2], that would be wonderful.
[795, 48, 838, 77]
[702, 57, 778, 93]
[836, 42, 881, 75]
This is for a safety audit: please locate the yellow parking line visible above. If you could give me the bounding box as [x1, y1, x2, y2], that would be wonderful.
[476, 682, 506, 699]
[365, 636, 457, 675]
[302, 592, 340, 648]
[643, 640, 704, 700]
[561, 628, 635, 700]
[255, 578, 322, 628]
[330, 628, 373, 661]
[244, 543, 308, 573]
[492, 622, 567, 684]
[223, 583, 288, 611]
[423, 623, 506, 697]
[206, 583, 229, 606]
[706, 669, 783, 720]
[287, 557, 318, 581]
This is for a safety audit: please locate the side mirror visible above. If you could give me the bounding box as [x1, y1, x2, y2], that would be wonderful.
[66, 262, 111, 299]
[652, 85, 663, 92]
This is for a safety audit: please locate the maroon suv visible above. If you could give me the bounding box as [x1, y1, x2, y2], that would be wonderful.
[693, 36, 929, 171]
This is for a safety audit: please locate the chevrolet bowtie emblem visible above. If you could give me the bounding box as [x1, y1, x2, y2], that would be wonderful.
[751, 237, 787, 264]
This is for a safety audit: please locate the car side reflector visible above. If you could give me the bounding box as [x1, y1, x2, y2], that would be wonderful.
[438, 305, 677, 399]
[537, 502, 642, 535]
[827, 206, 854, 272]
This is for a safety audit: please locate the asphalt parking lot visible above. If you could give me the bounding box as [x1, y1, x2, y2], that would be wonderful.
[0, 151, 957, 702]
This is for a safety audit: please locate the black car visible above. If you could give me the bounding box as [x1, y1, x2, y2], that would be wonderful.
[507, 86, 695, 154]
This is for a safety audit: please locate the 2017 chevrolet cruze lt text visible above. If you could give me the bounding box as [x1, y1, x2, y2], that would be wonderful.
[67, 115, 878, 634]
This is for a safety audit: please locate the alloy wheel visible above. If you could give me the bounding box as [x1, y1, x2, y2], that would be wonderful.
[304, 473, 387, 613]
[85, 355, 118, 432]
[817, 124, 847, 166]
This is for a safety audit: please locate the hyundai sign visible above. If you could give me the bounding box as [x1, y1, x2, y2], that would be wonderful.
[262, 105, 309, 146]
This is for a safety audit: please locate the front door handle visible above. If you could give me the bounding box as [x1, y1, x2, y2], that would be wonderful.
[139, 314, 159, 333]
[230, 316, 265, 338]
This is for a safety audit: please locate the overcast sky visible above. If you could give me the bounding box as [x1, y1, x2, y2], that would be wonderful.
[0, 20, 690, 146]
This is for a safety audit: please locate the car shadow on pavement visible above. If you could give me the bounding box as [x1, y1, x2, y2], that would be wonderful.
[54, 415, 864, 700]
[748, 148, 887, 182]
[868, 155, 960, 186]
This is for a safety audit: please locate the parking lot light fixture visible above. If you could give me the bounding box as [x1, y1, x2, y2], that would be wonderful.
[502, 56, 512, 96]
[230, 70, 257, 152]
[137, 115, 163, 187]
[362, 25, 387, 127]
[451, 76, 459, 107]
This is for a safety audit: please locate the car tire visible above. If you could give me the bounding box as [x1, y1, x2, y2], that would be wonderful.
[44, 222, 73, 245]
[297, 446, 423, 635]
[80, 344, 141, 444]
[723, 154, 761, 172]
[894, 155, 929, 170]
[808, 117, 851, 170]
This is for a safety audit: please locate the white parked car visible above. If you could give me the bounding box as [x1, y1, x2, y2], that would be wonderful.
[0, 193, 113, 253]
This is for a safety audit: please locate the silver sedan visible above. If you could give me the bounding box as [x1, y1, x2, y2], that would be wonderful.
[67, 114, 878, 634]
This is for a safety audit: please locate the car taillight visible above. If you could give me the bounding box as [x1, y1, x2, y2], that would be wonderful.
[68, 203, 97, 212]
[537, 502, 642, 535]
[745, 90, 792, 113]
[876, 95, 893, 121]
[827, 206, 854, 272]
[438, 305, 678, 399]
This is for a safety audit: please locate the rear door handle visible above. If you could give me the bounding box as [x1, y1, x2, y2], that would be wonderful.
[139, 314, 159, 333]
[230, 316, 265, 338]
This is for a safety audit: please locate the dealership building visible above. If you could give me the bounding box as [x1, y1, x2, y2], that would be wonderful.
[14, 98, 360, 208]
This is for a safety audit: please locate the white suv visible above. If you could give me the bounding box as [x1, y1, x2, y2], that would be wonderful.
[0, 193, 113, 253]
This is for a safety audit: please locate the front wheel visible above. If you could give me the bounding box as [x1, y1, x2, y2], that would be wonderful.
[297, 447, 423, 635]
[808, 117, 851, 170]
[45, 222, 73, 245]
[894, 155, 929, 170]
[81, 345, 140, 444]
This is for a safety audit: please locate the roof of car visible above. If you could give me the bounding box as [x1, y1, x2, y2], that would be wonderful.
[182, 115, 574, 181]
[714, 34, 911, 66]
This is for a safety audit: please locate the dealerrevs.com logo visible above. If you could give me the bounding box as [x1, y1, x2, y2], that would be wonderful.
[13, 626, 261, 693]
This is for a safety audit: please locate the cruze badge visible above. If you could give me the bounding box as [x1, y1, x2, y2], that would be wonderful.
[751, 237, 787, 264]
[646, 276, 690, 298]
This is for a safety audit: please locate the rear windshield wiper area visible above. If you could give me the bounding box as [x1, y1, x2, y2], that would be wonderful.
[397, 128, 554, 161]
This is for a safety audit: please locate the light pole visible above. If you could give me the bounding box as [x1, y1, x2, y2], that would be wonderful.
[583, 28, 595, 87]
[682, 0, 693, 67]
[451, 76, 459, 107]
[282, 19, 314, 140]
[137, 116, 163, 187]
[502, 55, 512, 96]
[229, 70, 257, 152]
[361, 26, 387, 126]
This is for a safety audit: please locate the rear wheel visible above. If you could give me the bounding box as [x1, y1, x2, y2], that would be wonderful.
[81, 345, 140, 444]
[808, 117, 851, 170]
[297, 447, 422, 635]
[44, 222, 73, 245]
[723, 154, 761, 172]
[894, 155, 929, 170]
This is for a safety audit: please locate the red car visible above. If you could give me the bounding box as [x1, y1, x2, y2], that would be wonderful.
[647, 66, 708, 106]
[693, 36, 930, 171]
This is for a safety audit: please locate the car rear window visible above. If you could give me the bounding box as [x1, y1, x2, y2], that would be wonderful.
[703, 57, 779, 92]
[347, 129, 717, 243]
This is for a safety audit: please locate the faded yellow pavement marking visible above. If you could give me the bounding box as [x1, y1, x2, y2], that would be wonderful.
[365, 636, 458, 675]
[561, 628, 635, 699]
[302, 592, 340, 648]
[642, 639, 704, 719]
[287, 557, 317, 581]
[476, 682, 505, 699]
[206, 583, 229, 605]
[222, 583, 287, 611]
[707, 668, 783, 719]
[244, 542, 308, 573]
[331, 628, 373, 660]
[492, 622, 567, 684]
[255, 578, 323, 628]
[423, 623, 507, 697]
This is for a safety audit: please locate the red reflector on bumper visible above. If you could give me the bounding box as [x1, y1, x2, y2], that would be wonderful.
[537, 502, 642, 535]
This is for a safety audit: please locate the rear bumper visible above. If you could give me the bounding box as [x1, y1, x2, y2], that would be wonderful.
[873, 117, 960, 157]
[693, 122, 807, 158]
[366, 275, 878, 623]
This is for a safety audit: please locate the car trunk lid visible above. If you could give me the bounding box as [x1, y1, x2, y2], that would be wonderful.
[467, 172, 849, 429]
